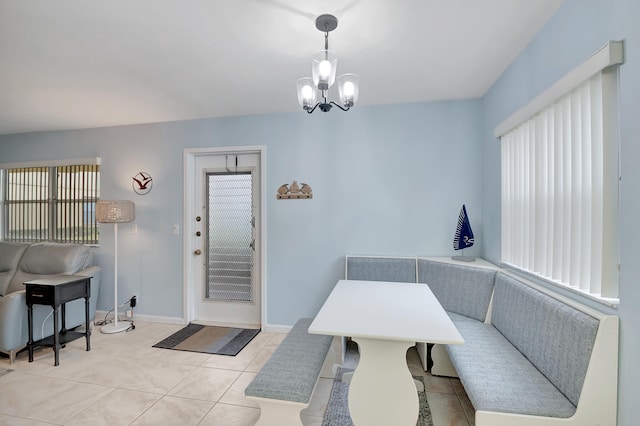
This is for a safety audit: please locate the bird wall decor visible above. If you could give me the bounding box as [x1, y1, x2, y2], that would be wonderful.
[132, 172, 153, 195]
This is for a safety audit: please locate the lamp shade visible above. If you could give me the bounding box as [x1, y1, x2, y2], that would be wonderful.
[337, 73, 359, 108]
[96, 200, 135, 223]
[311, 50, 337, 91]
[296, 77, 318, 110]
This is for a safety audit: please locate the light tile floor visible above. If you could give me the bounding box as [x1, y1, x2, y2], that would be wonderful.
[0, 321, 474, 425]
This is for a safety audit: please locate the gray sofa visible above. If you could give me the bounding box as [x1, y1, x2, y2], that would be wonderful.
[345, 255, 619, 426]
[0, 241, 101, 363]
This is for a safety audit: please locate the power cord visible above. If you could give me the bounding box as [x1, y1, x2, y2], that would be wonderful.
[41, 309, 54, 339]
[95, 295, 137, 331]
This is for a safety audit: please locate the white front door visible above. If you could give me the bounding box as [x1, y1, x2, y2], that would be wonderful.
[189, 150, 262, 328]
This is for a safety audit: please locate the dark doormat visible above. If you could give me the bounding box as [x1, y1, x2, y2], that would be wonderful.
[153, 323, 260, 356]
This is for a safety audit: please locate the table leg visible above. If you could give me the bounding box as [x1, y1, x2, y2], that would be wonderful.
[27, 304, 34, 362]
[85, 294, 91, 351]
[341, 372, 424, 392]
[53, 306, 60, 366]
[348, 337, 418, 426]
[61, 303, 67, 333]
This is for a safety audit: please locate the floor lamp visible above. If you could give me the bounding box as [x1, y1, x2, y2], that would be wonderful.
[96, 200, 135, 334]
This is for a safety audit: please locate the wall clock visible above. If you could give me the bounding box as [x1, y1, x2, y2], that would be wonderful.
[132, 172, 153, 195]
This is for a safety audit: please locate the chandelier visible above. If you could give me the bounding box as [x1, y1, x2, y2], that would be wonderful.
[296, 14, 359, 113]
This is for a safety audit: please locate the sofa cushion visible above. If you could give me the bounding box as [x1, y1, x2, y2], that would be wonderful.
[446, 312, 577, 417]
[417, 259, 496, 322]
[0, 242, 30, 296]
[346, 256, 416, 283]
[490, 273, 599, 407]
[6, 243, 91, 294]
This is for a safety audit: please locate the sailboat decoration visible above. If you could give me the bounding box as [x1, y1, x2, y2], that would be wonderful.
[452, 204, 475, 262]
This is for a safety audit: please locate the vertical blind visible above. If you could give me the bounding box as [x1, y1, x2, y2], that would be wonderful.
[3, 164, 100, 244]
[501, 72, 618, 299]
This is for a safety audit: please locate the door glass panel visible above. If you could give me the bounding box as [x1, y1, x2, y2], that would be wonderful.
[206, 172, 254, 302]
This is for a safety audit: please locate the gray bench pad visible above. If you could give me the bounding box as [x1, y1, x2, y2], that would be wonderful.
[417, 259, 496, 321]
[346, 256, 417, 283]
[491, 273, 598, 406]
[445, 313, 577, 418]
[245, 318, 332, 404]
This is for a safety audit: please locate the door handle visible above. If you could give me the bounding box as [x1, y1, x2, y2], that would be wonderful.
[194, 249, 202, 255]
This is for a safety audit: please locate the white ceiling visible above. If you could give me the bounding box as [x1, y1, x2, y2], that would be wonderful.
[0, 0, 564, 136]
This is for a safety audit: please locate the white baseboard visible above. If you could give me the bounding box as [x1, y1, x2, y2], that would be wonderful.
[264, 324, 294, 333]
[95, 310, 185, 325]
[96, 311, 300, 333]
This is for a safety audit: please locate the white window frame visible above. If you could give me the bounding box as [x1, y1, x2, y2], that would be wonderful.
[495, 41, 623, 306]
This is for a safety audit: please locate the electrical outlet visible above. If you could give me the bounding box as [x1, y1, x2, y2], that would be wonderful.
[126, 309, 133, 318]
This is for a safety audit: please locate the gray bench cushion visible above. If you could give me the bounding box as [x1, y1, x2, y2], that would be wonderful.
[346, 256, 416, 283]
[417, 259, 496, 321]
[245, 318, 332, 404]
[491, 273, 599, 406]
[446, 313, 577, 418]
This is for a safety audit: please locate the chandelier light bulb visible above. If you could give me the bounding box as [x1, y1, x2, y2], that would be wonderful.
[311, 50, 337, 90]
[301, 85, 314, 100]
[296, 77, 317, 110]
[337, 73, 359, 108]
[318, 60, 332, 79]
[342, 81, 355, 97]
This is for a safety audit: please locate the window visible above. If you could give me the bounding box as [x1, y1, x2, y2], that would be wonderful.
[2, 160, 100, 244]
[206, 172, 254, 302]
[495, 41, 622, 302]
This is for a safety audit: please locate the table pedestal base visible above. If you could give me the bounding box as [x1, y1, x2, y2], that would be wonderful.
[348, 337, 418, 426]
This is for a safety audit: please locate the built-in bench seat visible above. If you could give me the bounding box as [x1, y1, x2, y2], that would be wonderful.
[417, 257, 497, 374]
[345, 254, 619, 426]
[448, 311, 581, 419]
[244, 317, 333, 426]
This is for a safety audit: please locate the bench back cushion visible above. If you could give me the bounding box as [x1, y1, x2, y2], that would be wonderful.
[417, 259, 496, 322]
[346, 256, 416, 283]
[491, 272, 599, 406]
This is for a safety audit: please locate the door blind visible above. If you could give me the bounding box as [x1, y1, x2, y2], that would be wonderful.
[206, 172, 254, 302]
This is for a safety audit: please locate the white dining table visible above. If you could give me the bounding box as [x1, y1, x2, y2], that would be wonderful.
[308, 279, 464, 426]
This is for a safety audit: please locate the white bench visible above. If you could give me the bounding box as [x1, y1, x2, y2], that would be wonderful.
[444, 271, 619, 426]
[345, 255, 619, 426]
[244, 318, 333, 426]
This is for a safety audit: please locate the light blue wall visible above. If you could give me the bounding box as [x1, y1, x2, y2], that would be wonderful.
[480, 0, 640, 423]
[0, 99, 483, 325]
[5, 1, 637, 420]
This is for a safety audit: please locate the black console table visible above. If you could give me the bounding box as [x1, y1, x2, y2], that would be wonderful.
[25, 275, 91, 366]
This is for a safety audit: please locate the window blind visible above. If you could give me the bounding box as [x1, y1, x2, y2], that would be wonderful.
[500, 71, 619, 300]
[3, 163, 100, 244]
